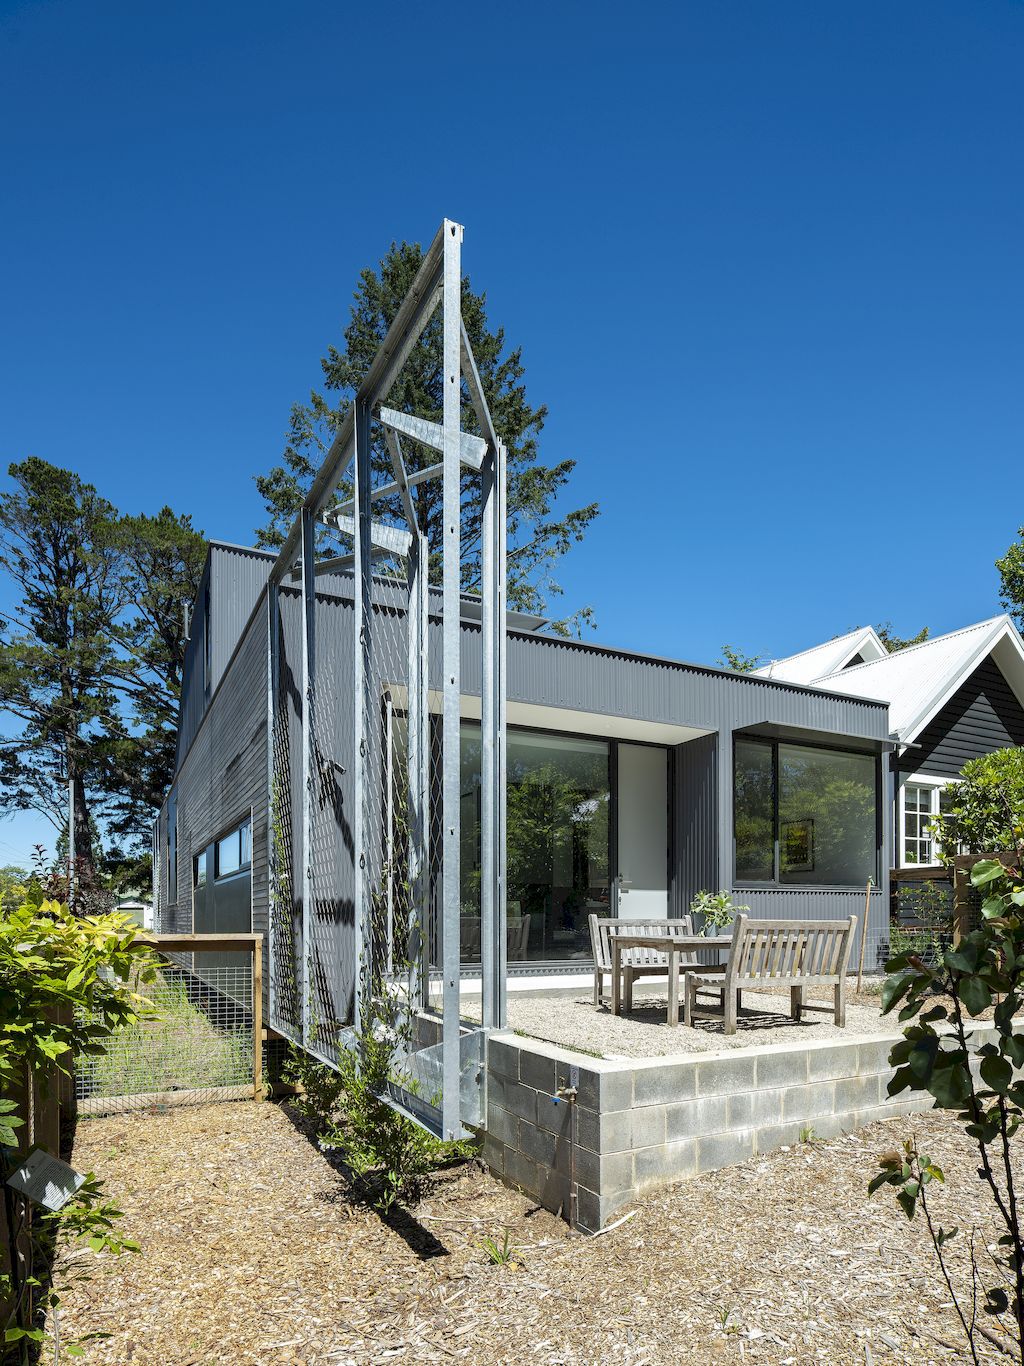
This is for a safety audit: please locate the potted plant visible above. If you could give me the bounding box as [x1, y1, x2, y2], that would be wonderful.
[690, 888, 747, 936]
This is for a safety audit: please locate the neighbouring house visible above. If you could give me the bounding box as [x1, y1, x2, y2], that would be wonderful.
[153, 538, 894, 1038]
[756, 616, 1024, 873]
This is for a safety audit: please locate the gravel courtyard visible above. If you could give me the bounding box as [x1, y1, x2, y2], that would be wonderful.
[55, 1097, 1017, 1364]
[465, 984, 893, 1059]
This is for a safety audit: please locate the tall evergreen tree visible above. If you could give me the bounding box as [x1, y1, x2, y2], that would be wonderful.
[0, 459, 126, 873]
[99, 508, 206, 849]
[0, 465, 205, 879]
[255, 241, 599, 634]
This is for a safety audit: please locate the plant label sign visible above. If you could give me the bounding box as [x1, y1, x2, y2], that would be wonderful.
[6, 1148, 85, 1212]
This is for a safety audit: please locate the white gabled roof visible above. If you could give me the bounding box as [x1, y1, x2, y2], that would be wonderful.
[753, 626, 887, 685]
[810, 615, 1024, 743]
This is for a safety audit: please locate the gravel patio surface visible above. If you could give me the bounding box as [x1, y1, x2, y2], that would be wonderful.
[464, 987, 892, 1059]
[56, 1098, 1017, 1364]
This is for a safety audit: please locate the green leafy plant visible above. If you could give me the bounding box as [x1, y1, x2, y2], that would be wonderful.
[283, 1045, 345, 1134]
[318, 991, 476, 1212]
[872, 851, 1024, 1363]
[0, 897, 156, 1363]
[934, 747, 1024, 865]
[480, 1230, 521, 1267]
[690, 889, 747, 935]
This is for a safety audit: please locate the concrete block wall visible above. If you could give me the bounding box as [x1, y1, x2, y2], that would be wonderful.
[482, 1029, 993, 1233]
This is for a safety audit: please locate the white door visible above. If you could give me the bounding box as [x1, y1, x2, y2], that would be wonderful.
[616, 743, 668, 920]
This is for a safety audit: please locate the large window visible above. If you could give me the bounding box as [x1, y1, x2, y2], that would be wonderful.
[460, 725, 611, 963]
[734, 737, 878, 886]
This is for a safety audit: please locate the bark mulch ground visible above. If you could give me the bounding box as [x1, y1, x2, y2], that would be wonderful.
[55, 1098, 1017, 1365]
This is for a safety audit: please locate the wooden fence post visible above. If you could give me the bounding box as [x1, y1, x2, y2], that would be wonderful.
[253, 935, 264, 1100]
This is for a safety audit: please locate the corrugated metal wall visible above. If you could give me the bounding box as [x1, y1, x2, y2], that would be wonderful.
[209, 544, 274, 685]
[671, 733, 719, 914]
[164, 595, 269, 966]
[736, 887, 888, 976]
[157, 564, 893, 1022]
[176, 544, 274, 768]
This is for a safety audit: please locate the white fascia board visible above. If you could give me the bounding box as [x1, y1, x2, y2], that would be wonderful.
[897, 616, 1024, 745]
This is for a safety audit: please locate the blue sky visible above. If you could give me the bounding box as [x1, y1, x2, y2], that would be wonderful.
[1, 0, 1022, 864]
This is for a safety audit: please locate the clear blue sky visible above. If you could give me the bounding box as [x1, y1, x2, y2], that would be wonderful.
[1, 0, 1022, 864]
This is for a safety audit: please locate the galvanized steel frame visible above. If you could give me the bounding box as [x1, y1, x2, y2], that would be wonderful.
[265, 219, 506, 1137]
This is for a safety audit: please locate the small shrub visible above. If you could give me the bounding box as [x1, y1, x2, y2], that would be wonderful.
[872, 851, 1024, 1362]
[284, 1045, 345, 1133]
[319, 1002, 476, 1211]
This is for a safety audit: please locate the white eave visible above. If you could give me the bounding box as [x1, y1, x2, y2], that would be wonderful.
[809, 615, 1024, 747]
[753, 625, 888, 685]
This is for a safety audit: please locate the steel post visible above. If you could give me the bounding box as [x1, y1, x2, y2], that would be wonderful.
[441, 219, 463, 1139]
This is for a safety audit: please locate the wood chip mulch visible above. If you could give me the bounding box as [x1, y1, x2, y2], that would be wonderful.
[55, 1098, 1018, 1364]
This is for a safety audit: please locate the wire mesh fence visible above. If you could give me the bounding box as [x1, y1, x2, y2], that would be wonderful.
[75, 956, 256, 1118]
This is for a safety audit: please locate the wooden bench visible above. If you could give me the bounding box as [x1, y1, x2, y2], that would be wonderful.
[684, 913, 857, 1034]
[590, 914, 719, 1010]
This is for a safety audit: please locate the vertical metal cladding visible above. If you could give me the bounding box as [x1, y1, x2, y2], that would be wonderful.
[672, 734, 719, 914]
[209, 544, 275, 685]
[157, 563, 893, 1014]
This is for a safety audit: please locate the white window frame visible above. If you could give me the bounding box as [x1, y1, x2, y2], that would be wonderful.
[898, 774, 955, 868]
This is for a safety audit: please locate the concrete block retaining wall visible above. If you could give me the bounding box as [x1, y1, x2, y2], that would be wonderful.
[481, 1030, 991, 1233]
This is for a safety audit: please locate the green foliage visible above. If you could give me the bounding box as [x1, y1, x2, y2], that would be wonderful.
[316, 995, 476, 1213]
[875, 622, 930, 653]
[0, 459, 205, 871]
[0, 896, 155, 1362]
[890, 880, 953, 965]
[935, 747, 1024, 864]
[873, 853, 1024, 1361]
[997, 528, 1024, 631]
[254, 241, 599, 635]
[0, 898, 157, 1090]
[0, 867, 28, 915]
[717, 645, 764, 672]
[690, 889, 747, 934]
[480, 1230, 521, 1267]
[283, 1045, 345, 1134]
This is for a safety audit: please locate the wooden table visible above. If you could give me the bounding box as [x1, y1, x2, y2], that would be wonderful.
[608, 931, 733, 1026]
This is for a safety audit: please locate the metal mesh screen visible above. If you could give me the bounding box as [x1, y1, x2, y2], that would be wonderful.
[76, 958, 254, 1118]
[269, 589, 301, 1040]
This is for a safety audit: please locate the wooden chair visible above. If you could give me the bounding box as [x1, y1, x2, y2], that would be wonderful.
[684, 913, 857, 1035]
[589, 914, 714, 1011]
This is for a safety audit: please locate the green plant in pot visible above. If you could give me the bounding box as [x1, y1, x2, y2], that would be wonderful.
[690, 889, 747, 936]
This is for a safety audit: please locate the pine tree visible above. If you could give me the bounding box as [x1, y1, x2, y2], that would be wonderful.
[255, 241, 599, 634]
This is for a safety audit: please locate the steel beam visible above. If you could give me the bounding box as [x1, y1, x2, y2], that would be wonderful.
[379, 405, 486, 471]
[266, 582, 280, 1032]
[480, 437, 507, 1032]
[268, 224, 448, 586]
[441, 220, 462, 1140]
[352, 397, 372, 1036]
[299, 509, 315, 1047]
[327, 460, 443, 519]
[324, 512, 412, 558]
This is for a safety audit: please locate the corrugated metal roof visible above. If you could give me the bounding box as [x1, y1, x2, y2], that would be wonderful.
[753, 626, 883, 684]
[811, 615, 1014, 738]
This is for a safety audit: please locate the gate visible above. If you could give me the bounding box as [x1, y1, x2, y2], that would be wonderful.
[75, 933, 263, 1118]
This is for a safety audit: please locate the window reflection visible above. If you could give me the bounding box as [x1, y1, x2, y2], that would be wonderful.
[460, 725, 611, 962]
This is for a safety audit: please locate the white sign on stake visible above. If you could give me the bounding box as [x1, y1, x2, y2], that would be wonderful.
[6, 1148, 86, 1213]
